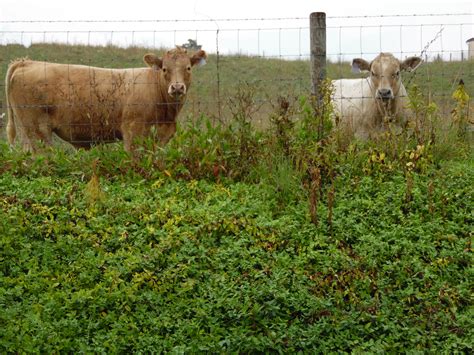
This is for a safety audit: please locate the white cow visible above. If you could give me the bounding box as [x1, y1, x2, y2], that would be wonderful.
[331, 53, 422, 139]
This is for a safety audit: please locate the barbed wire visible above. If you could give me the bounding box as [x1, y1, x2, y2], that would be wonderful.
[0, 13, 472, 23]
[404, 26, 446, 89]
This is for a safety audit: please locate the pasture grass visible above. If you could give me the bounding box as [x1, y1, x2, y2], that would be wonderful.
[1, 43, 473, 125]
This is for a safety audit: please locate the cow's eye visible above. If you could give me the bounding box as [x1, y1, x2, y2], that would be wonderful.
[392, 71, 400, 78]
[187, 66, 191, 72]
[371, 71, 377, 77]
[162, 68, 167, 73]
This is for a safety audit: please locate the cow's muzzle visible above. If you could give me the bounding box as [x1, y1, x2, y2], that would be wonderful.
[377, 88, 394, 101]
[168, 83, 187, 97]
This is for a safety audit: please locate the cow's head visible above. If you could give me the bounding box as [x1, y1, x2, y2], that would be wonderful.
[144, 47, 207, 100]
[352, 53, 421, 102]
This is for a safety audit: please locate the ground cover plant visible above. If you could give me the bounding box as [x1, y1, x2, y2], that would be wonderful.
[0, 43, 473, 352]
[1, 141, 472, 352]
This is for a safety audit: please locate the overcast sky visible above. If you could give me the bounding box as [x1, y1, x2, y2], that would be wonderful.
[1, 0, 473, 60]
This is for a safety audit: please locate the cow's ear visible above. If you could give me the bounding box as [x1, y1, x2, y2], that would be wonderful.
[401, 56, 422, 72]
[143, 54, 163, 69]
[190, 50, 207, 67]
[351, 58, 370, 73]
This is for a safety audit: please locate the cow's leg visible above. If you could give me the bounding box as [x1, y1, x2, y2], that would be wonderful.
[24, 113, 53, 151]
[121, 120, 147, 153]
[122, 130, 134, 153]
[11, 108, 45, 152]
[19, 132, 36, 153]
[37, 115, 54, 147]
[156, 122, 177, 145]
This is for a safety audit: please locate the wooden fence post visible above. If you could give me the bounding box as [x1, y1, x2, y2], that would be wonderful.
[310, 12, 326, 99]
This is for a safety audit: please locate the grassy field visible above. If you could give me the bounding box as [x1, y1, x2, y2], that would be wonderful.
[1, 43, 473, 126]
[0, 43, 473, 352]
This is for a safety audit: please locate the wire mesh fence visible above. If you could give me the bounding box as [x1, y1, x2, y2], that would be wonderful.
[0, 13, 473, 146]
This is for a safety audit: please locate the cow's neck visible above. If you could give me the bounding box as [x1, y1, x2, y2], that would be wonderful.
[155, 83, 185, 123]
[374, 98, 398, 118]
[163, 100, 184, 122]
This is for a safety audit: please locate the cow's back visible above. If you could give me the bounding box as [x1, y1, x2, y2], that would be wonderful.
[8, 60, 150, 104]
[7, 60, 155, 148]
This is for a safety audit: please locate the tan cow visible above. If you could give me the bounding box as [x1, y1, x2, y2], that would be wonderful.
[5, 47, 207, 152]
[331, 52, 422, 139]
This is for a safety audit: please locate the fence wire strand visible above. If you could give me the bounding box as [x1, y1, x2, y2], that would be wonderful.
[0, 13, 472, 23]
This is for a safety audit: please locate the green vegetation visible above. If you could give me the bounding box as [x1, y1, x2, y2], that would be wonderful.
[0, 43, 473, 352]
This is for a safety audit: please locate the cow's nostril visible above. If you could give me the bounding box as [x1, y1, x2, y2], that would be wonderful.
[378, 89, 392, 99]
[169, 83, 186, 96]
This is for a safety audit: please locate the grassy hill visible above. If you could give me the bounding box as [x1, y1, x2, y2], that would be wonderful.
[1, 43, 473, 127]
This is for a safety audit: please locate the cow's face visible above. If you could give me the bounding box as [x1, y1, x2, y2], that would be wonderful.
[352, 53, 421, 102]
[144, 47, 207, 100]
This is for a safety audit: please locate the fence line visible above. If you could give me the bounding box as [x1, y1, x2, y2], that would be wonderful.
[0, 13, 473, 145]
[1, 12, 471, 23]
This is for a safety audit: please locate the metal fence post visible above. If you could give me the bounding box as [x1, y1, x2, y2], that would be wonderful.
[310, 12, 326, 99]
